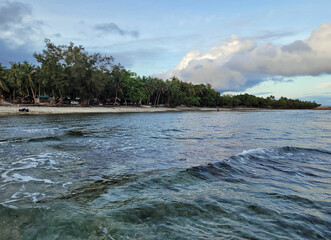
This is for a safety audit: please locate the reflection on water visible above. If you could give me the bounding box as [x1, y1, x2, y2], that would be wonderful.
[0, 110, 330, 239]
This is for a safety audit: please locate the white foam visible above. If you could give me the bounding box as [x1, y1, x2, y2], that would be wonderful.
[240, 148, 267, 156]
[120, 146, 135, 151]
[62, 182, 72, 188]
[1, 152, 62, 183]
[22, 127, 58, 134]
[12, 173, 54, 184]
[0, 203, 18, 209]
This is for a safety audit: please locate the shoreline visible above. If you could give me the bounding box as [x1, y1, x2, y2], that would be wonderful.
[0, 105, 223, 116]
[0, 105, 329, 116]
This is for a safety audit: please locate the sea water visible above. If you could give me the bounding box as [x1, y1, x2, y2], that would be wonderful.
[0, 110, 330, 239]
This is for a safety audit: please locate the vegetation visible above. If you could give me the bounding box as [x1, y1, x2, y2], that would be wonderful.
[0, 40, 320, 109]
[219, 94, 320, 109]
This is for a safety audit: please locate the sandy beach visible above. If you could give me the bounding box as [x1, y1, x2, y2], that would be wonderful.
[0, 105, 221, 116]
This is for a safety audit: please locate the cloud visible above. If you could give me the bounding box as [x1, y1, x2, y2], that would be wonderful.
[0, 1, 44, 65]
[160, 22, 331, 92]
[95, 23, 139, 38]
[253, 92, 273, 96]
[0, 39, 35, 66]
[315, 82, 331, 89]
[0, 0, 31, 28]
[0, 1, 44, 47]
[254, 30, 296, 41]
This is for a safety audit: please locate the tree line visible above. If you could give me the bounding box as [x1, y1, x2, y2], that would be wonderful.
[0, 39, 320, 109]
[220, 94, 320, 109]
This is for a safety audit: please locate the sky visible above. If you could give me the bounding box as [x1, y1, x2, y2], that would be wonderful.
[0, 0, 331, 105]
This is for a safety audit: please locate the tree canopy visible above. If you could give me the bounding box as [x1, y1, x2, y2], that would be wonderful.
[0, 40, 321, 109]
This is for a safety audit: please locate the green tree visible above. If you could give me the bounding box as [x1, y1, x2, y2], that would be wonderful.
[124, 73, 146, 104]
[20, 61, 37, 102]
[143, 76, 158, 105]
[34, 39, 66, 101]
[166, 77, 185, 107]
[111, 64, 126, 105]
[8, 62, 24, 102]
[0, 64, 9, 94]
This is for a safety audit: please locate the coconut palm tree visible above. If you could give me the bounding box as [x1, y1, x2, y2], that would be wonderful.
[0, 64, 9, 104]
[21, 61, 37, 103]
[0, 64, 9, 93]
[8, 62, 23, 103]
[111, 64, 126, 105]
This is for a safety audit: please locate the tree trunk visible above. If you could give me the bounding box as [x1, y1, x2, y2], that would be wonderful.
[52, 88, 55, 104]
[30, 86, 36, 104]
[156, 91, 161, 106]
[153, 91, 158, 106]
[147, 94, 150, 105]
[114, 88, 118, 106]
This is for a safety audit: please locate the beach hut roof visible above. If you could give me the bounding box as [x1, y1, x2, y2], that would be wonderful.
[37, 95, 50, 99]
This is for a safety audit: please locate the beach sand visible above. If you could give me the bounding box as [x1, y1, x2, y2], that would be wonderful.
[0, 105, 221, 116]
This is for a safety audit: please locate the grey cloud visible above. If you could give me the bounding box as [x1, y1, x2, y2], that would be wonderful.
[52, 33, 62, 38]
[194, 64, 203, 70]
[254, 30, 296, 41]
[268, 77, 294, 83]
[95, 23, 139, 38]
[0, 39, 35, 66]
[0, 1, 32, 30]
[253, 92, 273, 96]
[0, 1, 44, 47]
[282, 40, 311, 53]
[163, 22, 331, 92]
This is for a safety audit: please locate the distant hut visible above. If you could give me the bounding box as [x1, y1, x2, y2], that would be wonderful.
[35, 95, 50, 104]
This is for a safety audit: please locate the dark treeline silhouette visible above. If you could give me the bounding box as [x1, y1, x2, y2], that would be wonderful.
[220, 94, 320, 109]
[0, 40, 320, 109]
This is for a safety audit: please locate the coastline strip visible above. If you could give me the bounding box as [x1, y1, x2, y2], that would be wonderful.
[0, 106, 221, 116]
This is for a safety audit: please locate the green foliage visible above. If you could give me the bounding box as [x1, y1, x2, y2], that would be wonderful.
[124, 74, 147, 104]
[219, 94, 320, 109]
[184, 96, 201, 106]
[0, 39, 321, 109]
[0, 64, 9, 93]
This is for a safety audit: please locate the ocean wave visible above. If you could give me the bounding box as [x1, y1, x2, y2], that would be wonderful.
[1, 146, 330, 239]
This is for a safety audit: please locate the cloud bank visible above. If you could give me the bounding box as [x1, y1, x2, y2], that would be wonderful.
[161, 22, 331, 92]
[0, 0, 43, 47]
[0, 1, 45, 65]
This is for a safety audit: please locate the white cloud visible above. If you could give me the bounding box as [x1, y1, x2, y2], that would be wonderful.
[161, 22, 331, 91]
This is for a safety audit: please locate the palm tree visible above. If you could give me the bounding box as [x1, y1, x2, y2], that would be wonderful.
[111, 64, 126, 105]
[21, 61, 37, 102]
[0, 64, 9, 104]
[143, 76, 157, 105]
[0, 64, 9, 92]
[9, 62, 23, 103]
[154, 79, 166, 106]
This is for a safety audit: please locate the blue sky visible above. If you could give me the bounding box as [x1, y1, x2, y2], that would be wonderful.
[1, 0, 331, 105]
